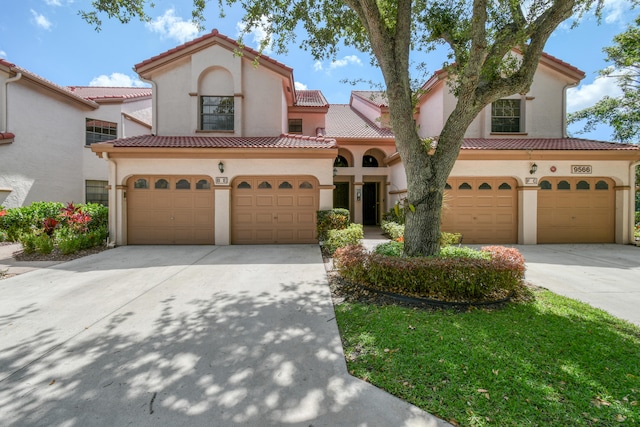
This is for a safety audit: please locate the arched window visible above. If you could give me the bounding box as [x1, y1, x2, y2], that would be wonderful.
[595, 180, 609, 190]
[279, 181, 293, 189]
[539, 180, 552, 190]
[498, 182, 512, 190]
[196, 179, 211, 190]
[458, 182, 472, 190]
[134, 178, 148, 189]
[334, 155, 349, 167]
[176, 179, 191, 190]
[479, 183, 492, 190]
[362, 155, 379, 167]
[577, 180, 590, 190]
[299, 181, 313, 189]
[557, 180, 570, 190]
[237, 181, 251, 189]
[445, 183, 452, 190]
[154, 179, 169, 189]
[258, 181, 272, 189]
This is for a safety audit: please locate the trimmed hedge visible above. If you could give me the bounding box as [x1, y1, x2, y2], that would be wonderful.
[380, 220, 462, 247]
[324, 223, 363, 255]
[334, 244, 526, 301]
[317, 208, 350, 241]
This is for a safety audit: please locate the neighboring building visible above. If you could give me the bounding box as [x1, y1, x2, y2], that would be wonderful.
[0, 59, 151, 208]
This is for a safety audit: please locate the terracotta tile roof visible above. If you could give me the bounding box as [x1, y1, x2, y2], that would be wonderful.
[352, 91, 388, 108]
[102, 134, 336, 149]
[295, 90, 329, 107]
[135, 29, 292, 73]
[539, 52, 585, 79]
[462, 138, 639, 150]
[0, 61, 98, 109]
[67, 86, 152, 100]
[321, 104, 395, 139]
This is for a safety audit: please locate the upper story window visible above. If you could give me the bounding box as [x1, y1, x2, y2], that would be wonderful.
[491, 99, 521, 133]
[201, 96, 234, 131]
[86, 119, 117, 145]
[288, 119, 303, 133]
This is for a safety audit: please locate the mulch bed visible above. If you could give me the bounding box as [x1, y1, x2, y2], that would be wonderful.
[12, 245, 109, 262]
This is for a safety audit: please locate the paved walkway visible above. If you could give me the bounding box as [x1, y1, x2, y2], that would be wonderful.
[0, 245, 448, 427]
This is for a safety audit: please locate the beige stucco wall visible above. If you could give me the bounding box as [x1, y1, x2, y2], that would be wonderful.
[350, 96, 385, 128]
[151, 44, 288, 137]
[106, 156, 334, 245]
[421, 62, 577, 139]
[0, 81, 91, 207]
[287, 111, 326, 136]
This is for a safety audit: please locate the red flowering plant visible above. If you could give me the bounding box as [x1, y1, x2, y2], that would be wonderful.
[59, 202, 91, 233]
[42, 217, 59, 236]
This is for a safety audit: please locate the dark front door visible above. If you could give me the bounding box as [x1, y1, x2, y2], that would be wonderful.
[333, 182, 350, 210]
[363, 182, 379, 225]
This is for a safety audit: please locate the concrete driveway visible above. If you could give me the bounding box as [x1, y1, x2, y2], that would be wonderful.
[0, 245, 447, 427]
[515, 244, 640, 326]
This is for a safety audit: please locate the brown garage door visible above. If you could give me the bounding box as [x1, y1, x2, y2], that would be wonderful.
[441, 177, 518, 244]
[232, 176, 318, 244]
[127, 175, 214, 244]
[538, 177, 614, 243]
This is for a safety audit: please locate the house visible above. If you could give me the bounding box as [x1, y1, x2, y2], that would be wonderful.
[0, 59, 152, 208]
[89, 29, 639, 246]
[90, 30, 337, 245]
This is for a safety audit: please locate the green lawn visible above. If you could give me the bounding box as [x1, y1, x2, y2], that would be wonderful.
[335, 289, 640, 426]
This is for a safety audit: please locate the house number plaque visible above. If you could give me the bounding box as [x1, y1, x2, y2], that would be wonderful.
[571, 165, 592, 174]
[215, 177, 228, 185]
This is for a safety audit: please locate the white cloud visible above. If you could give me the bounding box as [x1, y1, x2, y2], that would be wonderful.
[566, 74, 622, 112]
[30, 9, 52, 30]
[0, 50, 7, 59]
[236, 16, 273, 54]
[44, 0, 62, 6]
[146, 9, 199, 44]
[294, 82, 308, 90]
[602, 0, 631, 24]
[89, 72, 148, 87]
[314, 55, 363, 73]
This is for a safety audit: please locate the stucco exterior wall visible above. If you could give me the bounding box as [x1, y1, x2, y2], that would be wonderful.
[287, 111, 326, 136]
[350, 96, 384, 128]
[416, 81, 445, 138]
[0, 82, 90, 207]
[151, 45, 287, 138]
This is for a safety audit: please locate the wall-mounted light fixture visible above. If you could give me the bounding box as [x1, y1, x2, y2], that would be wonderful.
[529, 163, 538, 175]
[356, 189, 362, 201]
[218, 161, 225, 174]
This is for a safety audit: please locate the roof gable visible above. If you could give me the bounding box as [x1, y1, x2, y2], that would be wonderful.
[135, 29, 293, 79]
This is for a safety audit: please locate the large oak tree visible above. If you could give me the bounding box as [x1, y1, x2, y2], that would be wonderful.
[83, 0, 600, 256]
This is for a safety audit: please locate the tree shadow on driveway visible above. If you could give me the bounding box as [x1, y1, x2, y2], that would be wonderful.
[0, 246, 444, 426]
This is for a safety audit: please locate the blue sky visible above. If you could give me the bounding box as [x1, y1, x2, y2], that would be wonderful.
[0, 0, 637, 141]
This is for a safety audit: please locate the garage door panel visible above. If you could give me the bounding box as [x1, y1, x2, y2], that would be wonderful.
[232, 175, 318, 244]
[277, 196, 295, 207]
[442, 177, 517, 244]
[256, 213, 274, 224]
[538, 177, 613, 243]
[235, 195, 254, 207]
[256, 196, 274, 207]
[127, 175, 214, 244]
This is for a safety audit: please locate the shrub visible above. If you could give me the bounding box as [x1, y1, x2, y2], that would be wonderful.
[439, 245, 490, 260]
[382, 206, 405, 224]
[374, 241, 405, 257]
[440, 232, 462, 246]
[336, 244, 526, 301]
[34, 234, 55, 254]
[317, 208, 350, 241]
[19, 233, 38, 255]
[333, 244, 369, 282]
[381, 220, 405, 240]
[324, 223, 363, 255]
